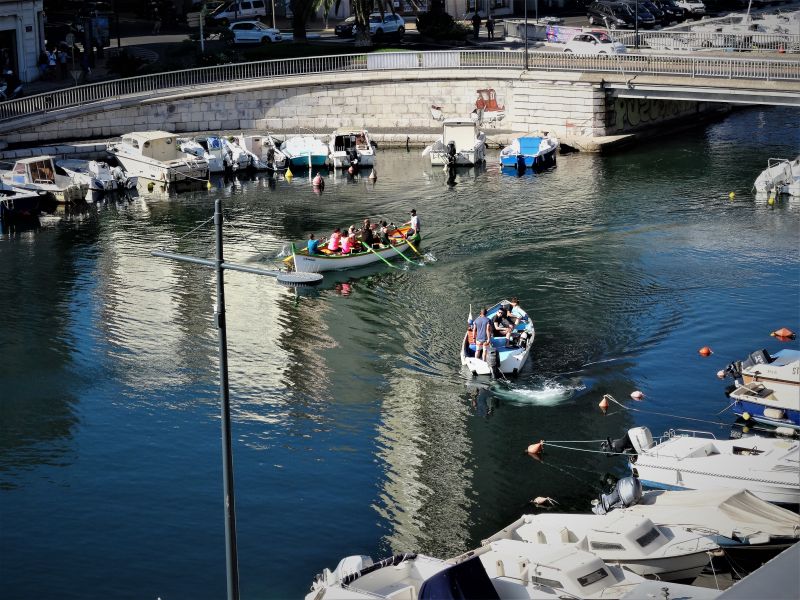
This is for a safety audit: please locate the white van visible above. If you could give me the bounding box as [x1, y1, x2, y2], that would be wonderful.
[209, 0, 267, 25]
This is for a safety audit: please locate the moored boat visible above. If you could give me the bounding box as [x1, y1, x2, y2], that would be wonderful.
[482, 511, 717, 581]
[179, 136, 230, 173]
[613, 426, 800, 505]
[233, 133, 287, 170]
[461, 300, 535, 377]
[107, 131, 209, 185]
[0, 181, 43, 220]
[56, 158, 137, 194]
[500, 135, 559, 171]
[721, 348, 800, 430]
[285, 225, 420, 273]
[329, 129, 376, 168]
[0, 156, 86, 203]
[280, 134, 329, 168]
[423, 119, 486, 167]
[753, 156, 800, 197]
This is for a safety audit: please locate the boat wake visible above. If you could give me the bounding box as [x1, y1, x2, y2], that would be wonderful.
[423, 251, 437, 262]
[492, 378, 585, 406]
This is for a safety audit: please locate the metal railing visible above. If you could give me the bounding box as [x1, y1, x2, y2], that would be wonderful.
[616, 31, 800, 52]
[1, 50, 798, 124]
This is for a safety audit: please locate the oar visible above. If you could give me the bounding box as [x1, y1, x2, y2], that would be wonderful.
[386, 242, 419, 265]
[404, 235, 422, 257]
[361, 242, 400, 269]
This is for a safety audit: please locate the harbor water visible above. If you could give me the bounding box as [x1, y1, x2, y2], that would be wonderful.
[1, 107, 798, 599]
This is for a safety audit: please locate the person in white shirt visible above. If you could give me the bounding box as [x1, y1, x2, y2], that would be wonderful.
[509, 297, 528, 325]
[408, 209, 420, 236]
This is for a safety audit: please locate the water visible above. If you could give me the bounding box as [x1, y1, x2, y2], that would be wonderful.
[1, 107, 798, 599]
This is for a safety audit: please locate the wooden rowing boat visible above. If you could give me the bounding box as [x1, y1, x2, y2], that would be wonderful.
[285, 225, 421, 273]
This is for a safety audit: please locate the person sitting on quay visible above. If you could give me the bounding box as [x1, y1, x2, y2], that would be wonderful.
[307, 233, 320, 255]
[328, 227, 342, 252]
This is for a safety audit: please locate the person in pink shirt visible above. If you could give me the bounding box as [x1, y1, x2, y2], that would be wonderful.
[327, 228, 342, 252]
[341, 231, 355, 254]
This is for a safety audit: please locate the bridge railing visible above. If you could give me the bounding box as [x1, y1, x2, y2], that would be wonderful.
[1, 50, 798, 124]
[615, 31, 800, 53]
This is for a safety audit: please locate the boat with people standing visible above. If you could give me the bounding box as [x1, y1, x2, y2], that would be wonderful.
[461, 299, 535, 377]
[285, 211, 421, 274]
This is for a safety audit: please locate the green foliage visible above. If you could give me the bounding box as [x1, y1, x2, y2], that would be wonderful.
[416, 10, 470, 41]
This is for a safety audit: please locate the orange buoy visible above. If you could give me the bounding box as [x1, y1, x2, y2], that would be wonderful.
[599, 395, 610, 411]
[771, 327, 796, 340]
[630, 390, 645, 401]
[699, 346, 713, 357]
[527, 440, 544, 455]
[312, 173, 324, 188]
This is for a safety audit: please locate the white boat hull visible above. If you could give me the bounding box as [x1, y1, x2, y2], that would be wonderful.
[292, 234, 419, 273]
[111, 152, 208, 184]
[617, 551, 712, 581]
[460, 301, 534, 376]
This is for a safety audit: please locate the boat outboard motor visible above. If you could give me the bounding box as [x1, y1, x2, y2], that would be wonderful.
[601, 432, 634, 457]
[485, 346, 500, 378]
[592, 476, 643, 515]
[516, 153, 526, 175]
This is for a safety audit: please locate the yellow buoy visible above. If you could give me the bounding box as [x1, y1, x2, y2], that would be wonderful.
[742, 412, 751, 421]
[285, 168, 293, 181]
[147, 181, 154, 192]
[742, 426, 750, 434]
[768, 196, 775, 205]
[206, 180, 212, 190]
[728, 191, 735, 200]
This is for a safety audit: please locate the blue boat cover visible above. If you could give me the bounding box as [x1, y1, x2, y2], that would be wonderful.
[207, 137, 223, 149]
[518, 137, 543, 155]
[418, 556, 500, 600]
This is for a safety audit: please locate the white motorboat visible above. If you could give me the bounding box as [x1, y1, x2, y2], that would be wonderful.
[721, 348, 800, 430]
[286, 224, 420, 273]
[461, 300, 535, 377]
[56, 159, 137, 194]
[423, 118, 486, 166]
[281, 134, 329, 168]
[0, 181, 43, 220]
[179, 136, 230, 173]
[482, 512, 717, 581]
[1, 156, 86, 203]
[753, 156, 800, 197]
[593, 478, 800, 574]
[619, 426, 800, 505]
[499, 135, 559, 171]
[306, 541, 649, 599]
[108, 131, 208, 185]
[233, 134, 287, 171]
[329, 129, 376, 168]
[222, 137, 254, 171]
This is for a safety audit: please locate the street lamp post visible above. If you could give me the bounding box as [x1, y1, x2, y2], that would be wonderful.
[635, 0, 640, 50]
[524, 0, 528, 70]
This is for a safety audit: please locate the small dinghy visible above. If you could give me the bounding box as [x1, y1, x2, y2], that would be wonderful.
[609, 426, 800, 505]
[56, 159, 137, 194]
[593, 477, 800, 574]
[329, 129, 376, 168]
[499, 135, 559, 171]
[482, 511, 717, 581]
[461, 300, 534, 377]
[753, 156, 800, 197]
[720, 348, 800, 430]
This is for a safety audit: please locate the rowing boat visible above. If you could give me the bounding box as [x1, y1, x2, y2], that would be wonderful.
[285, 225, 420, 273]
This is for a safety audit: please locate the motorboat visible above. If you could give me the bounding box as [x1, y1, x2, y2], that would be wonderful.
[108, 131, 209, 185]
[500, 136, 559, 171]
[593, 477, 800, 574]
[0, 156, 86, 203]
[222, 137, 255, 171]
[329, 129, 376, 168]
[285, 224, 420, 273]
[422, 119, 486, 167]
[306, 541, 650, 599]
[461, 300, 535, 377]
[179, 136, 230, 173]
[233, 134, 287, 171]
[612, 426, 800, 505]
[56, 159, 137, 194]
[280, 134, 329, 168]
[482, 511, 717, 581]
[0, 181, 43, 220]
[721, 348, 800, 430]
[753, 156, 800, 197]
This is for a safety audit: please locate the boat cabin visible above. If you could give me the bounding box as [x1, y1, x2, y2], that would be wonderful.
[442, 119, 478, 154]
[332, 130, 371, 154]
[9, 156, 57, 185]
[121, 131, 182, 162]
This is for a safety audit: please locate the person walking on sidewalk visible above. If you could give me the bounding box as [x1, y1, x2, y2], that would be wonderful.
[471, 12, 481, 40]
[486, 15, 495, 40]
[152, 9, 162, 35]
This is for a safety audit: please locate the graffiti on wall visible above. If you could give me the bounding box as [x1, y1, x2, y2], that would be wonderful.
[609, 98, 699, 132]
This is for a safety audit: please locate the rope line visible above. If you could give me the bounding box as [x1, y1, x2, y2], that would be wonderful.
[176, 215, 215, 243]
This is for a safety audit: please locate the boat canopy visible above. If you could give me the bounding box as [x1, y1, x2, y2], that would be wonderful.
[442, 120, 477, 152]
[418, 557, 499, 600]
[122, 131, 181, 161]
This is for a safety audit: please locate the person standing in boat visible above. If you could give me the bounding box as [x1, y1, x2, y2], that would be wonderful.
[307, 233, 320, 255]
[407, 209, 420, 236]
[472, 307, 492, 362]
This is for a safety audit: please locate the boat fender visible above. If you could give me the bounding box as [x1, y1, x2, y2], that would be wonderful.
[763, 408, 785, 420]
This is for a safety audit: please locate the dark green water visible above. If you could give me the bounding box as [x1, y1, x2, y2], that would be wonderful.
[1, 107, 798, 599]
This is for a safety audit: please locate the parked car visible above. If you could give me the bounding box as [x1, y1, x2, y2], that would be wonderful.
[335, 16, 356, 38]
[564, 31, 627, 54]
[651, 0, 686, 23]
[587, 1, 656, 29]
[356, 13, 405, 41]
[640, 0, 667, 25]
[674, 0, 706, 19]
[228, 20, 281, 43]
[209, 0, 267, 25]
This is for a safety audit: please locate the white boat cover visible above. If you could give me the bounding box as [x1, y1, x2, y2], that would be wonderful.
[624, 489, 800, 541]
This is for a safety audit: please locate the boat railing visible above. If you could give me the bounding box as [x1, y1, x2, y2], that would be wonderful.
[660, 428, 717, 441]
[1, 50, 799, 125]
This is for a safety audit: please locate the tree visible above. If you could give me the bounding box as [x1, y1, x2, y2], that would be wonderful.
[351, 0, 396, 47]
[290, 0, 317, 42]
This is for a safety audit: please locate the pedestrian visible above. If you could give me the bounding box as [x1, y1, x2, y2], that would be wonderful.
[47, 47, 57, 78]
[471, 12, 481, 40]
[408, 209, 420, 236]
[486, 15, 495, 40]
[38, 49, 49, 78]
[152, 9, 162, 35]
[58, 46, 68, 79]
